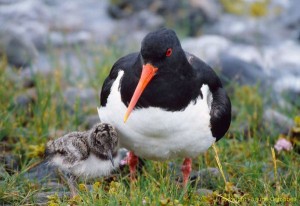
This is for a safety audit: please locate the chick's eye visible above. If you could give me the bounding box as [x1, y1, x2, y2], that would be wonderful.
[166, 48, 172, 57]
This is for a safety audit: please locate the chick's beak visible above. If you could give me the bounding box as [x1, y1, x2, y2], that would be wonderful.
[108, 150, 114, 167]
[124, 63, 158, 122]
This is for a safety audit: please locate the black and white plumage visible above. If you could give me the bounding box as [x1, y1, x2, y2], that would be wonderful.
[98, 28, 231, 185]
[45, 123, 120, 196]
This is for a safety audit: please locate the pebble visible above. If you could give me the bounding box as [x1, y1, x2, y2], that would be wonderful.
[63, 87, 97, 109]
[84, 114, 100, 130]
[0, 29, 37, 68]
[218, 54, 267, 86]
[196, 188, 213, 196]
[263, 108, 294, 134]
[34, 191, 69, 205]
[0, 153, 20, 174]
[24, 161, 60, 182]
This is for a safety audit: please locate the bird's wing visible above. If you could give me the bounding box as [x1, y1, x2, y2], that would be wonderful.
[100, 52, 140, 107]
[186, 52, 231, 141]
[46, 132, 89, 168]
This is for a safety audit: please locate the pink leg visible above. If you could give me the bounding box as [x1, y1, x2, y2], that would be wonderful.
[127, 151, 138, 180]
[181, 158, 192, 187]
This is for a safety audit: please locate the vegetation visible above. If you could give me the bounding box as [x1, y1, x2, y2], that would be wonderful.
[0, 44, 299, 205]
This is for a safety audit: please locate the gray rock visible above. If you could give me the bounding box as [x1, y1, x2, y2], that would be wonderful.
[24, 161, 60, 182]
[195, 168, 223, 190]
[218, 54, 267, 87]
[0, 0, 51, 50]
[196, 188, 213, 197]
[0, 29, 37, 68]
[263, 108, 294, 134]
[182, 35, 231, 65]
[263, 41, 300, 72]
[0, 153, 20, 174]
[188, 0, 222, 22]
[34, 191, 69, 205]
[42, 182, 66, 191]
[107, 0, 153, 19]
[279, 0, 300, 29]
[84, 115, 100, 130]
[14, 88, 37, 108]
[49, 31, 92, 47]
[125, 10, 164, 31]
[63, 87, 97, 109]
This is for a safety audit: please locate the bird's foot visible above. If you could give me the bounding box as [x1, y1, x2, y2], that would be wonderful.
[66, 173, 79, 198]
[181, 158, 192, 187]
[127, 151, 138, 181]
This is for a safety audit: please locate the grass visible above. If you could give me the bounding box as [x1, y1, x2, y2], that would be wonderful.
[0, 45, 299, 206]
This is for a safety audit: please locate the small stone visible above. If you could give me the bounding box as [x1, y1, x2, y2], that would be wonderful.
[63, 87, 97, 109]
[196, 188, 213, 196]
[0, 29, 37, 68]
[182, 35, 231, 65]
[84, 115, 100, 130]
[0, 153, 20, 174]
[42, 182, 66, 191]
[263, 108, 294, 135]
[218, 54, 267, 87]
[14, 88, 37, 108]
[24, 161, 60, 182]
[34, 191, 69, 205]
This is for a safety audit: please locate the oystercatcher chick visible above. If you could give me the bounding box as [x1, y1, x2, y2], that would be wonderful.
[98, 28, 231, 186]
[45, 123, 120, 196]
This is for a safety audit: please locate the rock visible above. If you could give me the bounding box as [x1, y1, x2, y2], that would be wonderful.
[263, 108, 294, 135]
[14, 88, 37, 108]
[196, 188, 213, 197]
[182, 35, 231, 65]
[263, 40, 300, 72]
[49, 31, 92, 47]
[0, 0, 51, 50]
[206, 14, 285, 44]
[42, 181, 66, 191]
[0, 29, 37, 68]
[0, 153, 20, 174]
[188, 0, 221, 22]
[63, 87, 97, 109]
[279, 0, 300, 29]
[193, 167, 222, 190]
[24, 161, 60, 182]
[34, 191, 69, 205]
[218, 54, 267, 87]
[169, 163, 222, 189]
[273, 75, 300, 94]
[126, 10, 164, 31]
[108, 0, 153, 19]
[84, 114, 100, 129]
[225, 44, 264, 67]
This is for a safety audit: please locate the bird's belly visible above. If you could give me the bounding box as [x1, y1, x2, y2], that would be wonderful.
[71, 154, 120, 178]
[99, 71, 215, 160]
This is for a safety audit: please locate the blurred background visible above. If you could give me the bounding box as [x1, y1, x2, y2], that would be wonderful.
[0, 0, 300, 204]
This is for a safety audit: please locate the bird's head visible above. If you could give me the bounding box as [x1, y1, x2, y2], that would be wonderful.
[124, 28, 187, 122]
[88, 123, 119, 166]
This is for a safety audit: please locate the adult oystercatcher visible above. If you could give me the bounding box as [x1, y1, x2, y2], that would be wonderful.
[98, 28, 231, 186]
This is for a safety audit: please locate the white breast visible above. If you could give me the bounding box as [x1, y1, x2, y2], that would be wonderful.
[71, 154, 120, 178]
[99, 71, 215, 160]
[51, 153, 121, 178]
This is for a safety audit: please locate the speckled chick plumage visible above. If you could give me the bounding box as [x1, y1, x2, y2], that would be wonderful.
[45, 123, 120, 178]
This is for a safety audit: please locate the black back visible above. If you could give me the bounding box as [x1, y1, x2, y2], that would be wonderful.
[100, 29, 231, 141]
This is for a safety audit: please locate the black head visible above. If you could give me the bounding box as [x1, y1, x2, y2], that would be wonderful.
[123, 28, 192, 122]
[140, 28, 186, 70]
[88, 123, 119, 165]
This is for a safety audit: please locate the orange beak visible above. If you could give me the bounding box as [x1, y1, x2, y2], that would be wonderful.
[124, 63, 158, 123]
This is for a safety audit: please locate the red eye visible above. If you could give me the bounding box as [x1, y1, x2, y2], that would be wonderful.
[166, 48, 172, 57]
